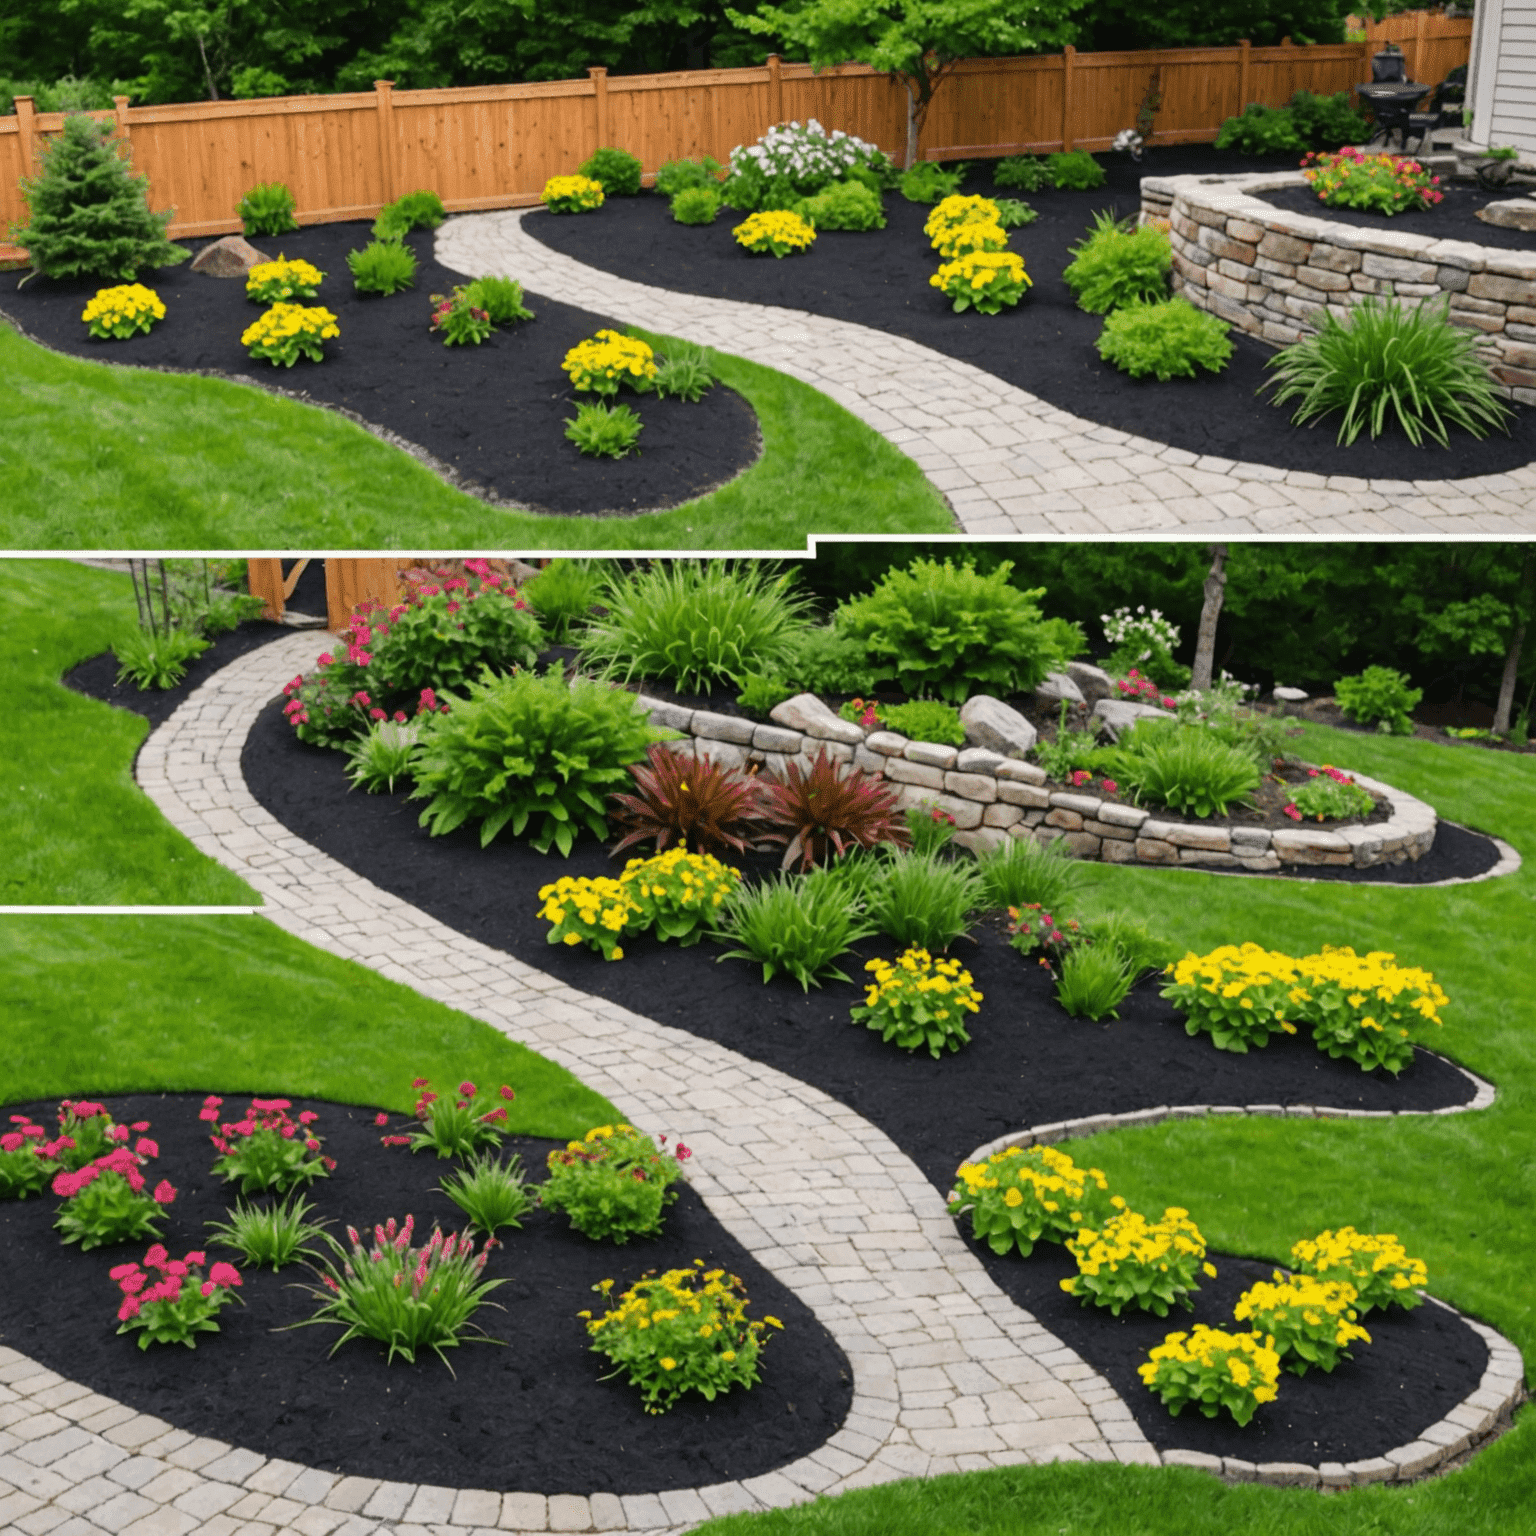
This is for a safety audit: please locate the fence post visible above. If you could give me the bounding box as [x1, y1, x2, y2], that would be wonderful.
[1413, 7, 1428, 81]
[14, 95, 35, 180]
[247, 559, 287, 624]
[374, 80, 398, 205]
[112, 94, 131, 143]
[589, 66, 609, 150]
[767, 53, 782, 128]
[1061, 45, 1076, 152]
[1238, 39, 1251, 110]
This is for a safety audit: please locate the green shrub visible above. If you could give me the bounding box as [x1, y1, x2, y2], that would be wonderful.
[867, 850, 981, 952]
[1214, 102, 1305, 155]
[671, 186, 721, 224]
[237, 180, 300, 237]
[463, 275, 534, 324]
[579, 147, 644, 196]
[1055, 945, 1134, 1021]
[541, 1123, 683, 1242]
[993, 155, 1052, 191]
[440, 1151, 534, 1237]
[206, 1192, 327, 1271]
[974, 833, 1083, 913]
[1063, 212, 1171, 314]
[899, 162, 965, 203]
[835, 557, 1079, 702]
[112, 628, 209, 690]
[1033, 699, 1104, 781]
[410, 666, 667, 853]
[372, 205, 411, 241]
[1334, 666, 1422, 734]
[655, 155, 724, 197]
[993, 197, 1038, 228]
[342, 719, 424, 795]
[736, 672, 795, 716]
[13, 113, 186, 281]
[779, 625, 873, 695]
[800, 180, 886, 230]
[230, 66, 289, 98]
[346, 239, 417, 295]
[1047, 150, 1106, 189]
[1097, 297, 1233, 381]
[1264, 297, 1511, 448]
[879, 698, 965, 747]
[363, 579, 542, 700]
[1287, 90, 1371, 150]
[1110, 721, 1261, 818]
[653, 340, 716, 401]
[391, 189, 447, 229]
[521, 558, 609, 641]
[564, 401, 643, 459]
[579, 561, 812, 693]
[716, 870, 874, 989]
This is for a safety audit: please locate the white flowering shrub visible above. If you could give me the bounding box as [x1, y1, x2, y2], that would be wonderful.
[1101, 605, 1190, 691]
[723, 119, 893, 211]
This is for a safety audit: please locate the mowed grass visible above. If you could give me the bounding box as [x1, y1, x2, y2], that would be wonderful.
[0, 322, 952, 549]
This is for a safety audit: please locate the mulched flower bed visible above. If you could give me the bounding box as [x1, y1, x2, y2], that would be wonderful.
[526, 144, 1536, 481]
[0, 1093, 851, 1493]
[0, 222, 760, 517]
[1255, 179, 1536, 252]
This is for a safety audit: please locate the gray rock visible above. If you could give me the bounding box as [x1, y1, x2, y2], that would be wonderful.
[190, 235, 269, 276]
[1476, 198, 1536, 231]
[1092, 698, 1173, 741]
[1065, 661, 1114, 703]
[1272, 685, 1309, 703]
[960, 695, 1038, 757]
[1035, 671, 1085, 705]
[769, 692, 865, 744]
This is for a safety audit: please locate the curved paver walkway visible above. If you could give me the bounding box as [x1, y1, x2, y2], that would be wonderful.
[436, 212, 1536, 537]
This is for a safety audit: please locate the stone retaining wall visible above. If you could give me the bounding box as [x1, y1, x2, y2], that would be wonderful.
[1140, 169, 1536, 404]
[637, 691, 1437, 872]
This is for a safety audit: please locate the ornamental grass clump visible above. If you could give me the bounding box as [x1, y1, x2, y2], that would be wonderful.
[0, 1118, 53, 1198]
[441, 1151, 535, 1237]
[54, 1145, 176, 1250]
[1054, 944, 1134, 1022]
[609, 744, 767, 860]
[565, 401, 642, 458]
[562, 329, 658, 395]
[1063, 212, 1171, 314]
[112, 628, 209, 690]
[206, 1191, 328, 1271]
[1139, 1325, 1281, 1426]
[542, 174, 606, 214]
[1289, 1227, 1427, 1313]
[584, 1262, 780, 1413]
[237, 180, 298, 236]
[1062, 1204, 1216, 1317]
[1161, 943, 1303, 1052]
[1288, 766, 1375, 822]
[1097, 297, 1233, 381]
[866, 851, 982, 953]
[240, 302, 339, 366]
[343, 717, 426, 794]
[734, 208, 817, 256]
[759, 748, 909, 871]
[1292, 945, 1448, 1074]
[653, 340, 716, 401]
[522, 558, 607, 641]
[947, 1144, 1112, 1258]
[112, 1246, 243, 1349]
[300, 1216, 505, 1370]
[81, 283, 165, 339]
[1109, 720, 1261, 818]
[390, 1078, 516, 1158]
[202, 1096, 333, 1193]
[852, 947, 982, 1057]
[245, 255, 324, 303]
[716, 868, 875, 989]
[619, 847, 743, 945]
[537, 875, 642, 960]
[346, 238, 416, 295]
[541, 1124, 687, 1242]
[1233, 1272, 1371, 1375]
[931, 250, 1031, 314]
[979, 834, 1084, 913]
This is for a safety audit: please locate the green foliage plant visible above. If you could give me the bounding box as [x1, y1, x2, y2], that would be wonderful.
[1086, 910, 1177, 977]
[1047, 150, 1106, 189]
[112, 627, 209, 689]
[867, 848, 981, 952]
[1287, 91, 1371, 150]
[298, 1215, 505, 1369]
[836, 557, 1077, 702]
[522, 558, 608, 641]
[1232, 1272, 1371, 1375]
[204, 1096, 331, 1194]
[578, 147, 644, 196]
[343, 718, 424, 795]
[778, 624, 873, 694]
[1139, 1325, 1281, 1427]
[230, 67, 289, 98]
[1064, 212, 1171, 314]
[994, 155, 1052, 191]
[0, 1119, 53, 1199]
[429, 288, 494, 346]
[463, 276, 534, 325]
[655, 155, 724, 197]
[206, 1191, 328, 1270]
[346, 239, 417, 295]
[440, 1151, 534, 1236]
[237, 180, 299, 236]
[410, 666, 666, 853]
[800, 179, 886, 229]
[390, 1077, 516, 1158]
[716, 869, 875, 989]
[948, 1142, 1112, 1258]
[53, 1146, 175, 1250]
[1288, 767, 1375, 821]
[1054, 943, 1134, 1020]
[1033, 699, 1103, 781]
[900, 161, 965, 202]
[373, 190, 446, 241]
[670, 186, 721, 224]
[584, 1261, 777, 1413]
[879, 698, 965, 747]
[1334, 665, 1423, 733]
[905, 800, 959, 855]
[579, 560, 812, 694]
[851, 946, 982, 1057]
[12, 113, 187, 282]
[736, 672, 794, 716]
[564, 401, 642, 458]
[541, 1123, 684, 1241]
[653, 340, 716, 401]
[1063, 1204, 1215, 1316]
[1112, 721, 1262, 817]
[1214, 101, 1304, 155]
[1097, 297, 1233, 380]
[977, 831, 1083, 913]
[993, 197, 1037, 228]
[111, 1247, 243, 1349]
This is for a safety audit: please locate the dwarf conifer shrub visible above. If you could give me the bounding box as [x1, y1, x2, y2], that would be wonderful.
[237, 180, 299, 236]
[347, 239, 417, 295]
[1064, 213, 1172, 314]
[1097, 298, 1233, 380]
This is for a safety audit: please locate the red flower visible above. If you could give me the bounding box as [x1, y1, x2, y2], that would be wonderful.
[374, 1112, 389, 1126]
[134, 1138, 158, 1159]
[675, 1142, 692, 1161]
[209, 1261, 243, 1289]
[152, 1180, 177, 1205]
[458, 1081, 477, 1098]
[499, 1085, 515, 1101]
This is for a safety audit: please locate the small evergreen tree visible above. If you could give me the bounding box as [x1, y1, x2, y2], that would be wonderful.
[11, 113, 187, 283]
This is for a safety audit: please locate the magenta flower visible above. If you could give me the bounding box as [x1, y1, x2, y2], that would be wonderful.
[459, 1081, 477, 1097]
[209, 1262, 242, 1289]
[412, 1077, 430, 1088]
[117, 1297, 142, 1321]
[130, 1121, 150, 1133]
[298, 1111, 319, 1125]
[144, 1243, 169, 1268]
[1283, 803, 1301, 821]
[374, 1112, 389, 1126]
[675, 1143, 692, 1161]
[134, 1138, 159, 1159]
[185, 1250, 206, 1265]
[0, 1133, 22, 1153]
[152, 1180, 177, 1205]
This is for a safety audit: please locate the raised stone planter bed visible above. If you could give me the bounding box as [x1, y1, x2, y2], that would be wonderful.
[637, 690, 1438, 873]
[1141, 169, 1536, 404]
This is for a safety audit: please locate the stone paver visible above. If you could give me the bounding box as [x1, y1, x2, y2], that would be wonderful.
[433, 211, 1536, 535]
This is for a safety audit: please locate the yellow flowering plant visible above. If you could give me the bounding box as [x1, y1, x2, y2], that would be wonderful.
[561, 329, 659, 396]
[541, 1124, 686, 1243]
[618, 847, 740, 947]
[542, 174, 606, 214]
[582, 1260, 781, 1413]
[1160, 943, 1302, 1053]
[244, 255, 325, 304]
[1289, 1227, 1427, 1313]
[1233, 1271, 1372, 1375]
[1139, 1325, 1281, 1427]
[733, 209, 817, 257]
[930, 220, 1008, 260]
[1062, 1204, 1217, 1316]
[80, 283, 165, 339]
[851, 947, 982, 1058]
[947, 1143, 1112, 1257]
[923, 194, 1001, 243]
[239, 303, 340, 366]
[930, 250, 1031, 315]
[1291, 945, 1448, 1075]
[537, 875, 642, 961]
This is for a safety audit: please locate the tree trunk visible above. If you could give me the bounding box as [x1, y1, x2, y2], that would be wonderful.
[1492, 549, 1534, 733]
[1190, 543, 1229, 692]
[903, 79, 919, 169]
[196, 34, 220, 101]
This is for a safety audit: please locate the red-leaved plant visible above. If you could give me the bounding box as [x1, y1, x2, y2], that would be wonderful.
[112, 1246, 244, 1349]
[758, 748, 910, 870]
[608, 744, 768, 859]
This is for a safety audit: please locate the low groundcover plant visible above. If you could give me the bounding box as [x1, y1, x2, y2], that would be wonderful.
[1062, 1204, 1216, 1317]
[1232, 1271, 1371, 1374]
[541, 1124, 688, 1243]
[112, 1246, 243, 1348]
[81, 283, 165, 339]
[1289, 1227, 1427, 1312]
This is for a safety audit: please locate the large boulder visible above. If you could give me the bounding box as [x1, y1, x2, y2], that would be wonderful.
[190, 235, 269, 276]
[1065, 661, 1114, 703]
[1035, 671, 1085, 705]
[1476, 199, 1536, 231]
[1092, 697, 1173, 741]
[960, 694, 1038, 757]
[769, 693, 865, 744]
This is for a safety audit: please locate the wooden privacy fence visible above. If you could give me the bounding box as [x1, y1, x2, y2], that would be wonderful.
[0, 15, 1470, 263]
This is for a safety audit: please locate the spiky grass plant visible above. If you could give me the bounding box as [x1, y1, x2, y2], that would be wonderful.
[206, 1191, 328, 1271]
[1263, 296, 1512, 446]
[866, 849, 982, 952]
[653, 341, 717, 402]
[974, 832, 1084, 913]
[520, 558, 608, 642]
[343, 718, 425, 794]
[608, 743, 767, 859]
[716, 870, 875, 990]
[1055, 944, 1135, 1021]
[440, 1151, 534, 1236]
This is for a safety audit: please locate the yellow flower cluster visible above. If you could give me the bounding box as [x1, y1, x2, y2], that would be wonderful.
[864, 948, 982, 1014]
[1139, 1325, 1281, 1406]
[1290, 1227, 1428, 1311]
[565, 1122, 637, 1151]
[622, 846, 738, 909]
[80, 283, 166, 338]
[950, 1142, 1109, 1243]
[561, 329, 658, 395]
[733, 209, 817, 256]
[931, 220, 1008, 260]
[929, 250, 1031, 314]
[538, 874, 638, 959]
[1065, 1205, 1212, 1281]
[245, 255, 325, 302]
[239, 303, 340, 366]
[1234, 1272, 1372, 1359]
[923, 194, 1002, 243]
[542, 174, 606, 212]
[1293, 945, 1449, 1029]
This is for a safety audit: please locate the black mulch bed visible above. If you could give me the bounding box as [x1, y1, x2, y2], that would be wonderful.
[527, 145, 1536, 480]
[1256, 179, 1536, 254]
[0, 1092, 851, 1493]
[237, 697, 1491, 1465]
[0, 223, 760, 517]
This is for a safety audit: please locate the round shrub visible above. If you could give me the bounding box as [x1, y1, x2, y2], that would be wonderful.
[671, 186, 721, 225]
[1097, 298, 1233, 381]
[799, 180, 885, 231]
[1063, 213, 1171, 314]
[578, 147, 644, 196]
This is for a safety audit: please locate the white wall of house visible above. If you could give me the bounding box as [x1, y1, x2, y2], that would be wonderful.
[1468, 0, 1536, 153]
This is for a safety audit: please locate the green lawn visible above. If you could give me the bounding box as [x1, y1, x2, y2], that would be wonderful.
[0, 322, 952, 549]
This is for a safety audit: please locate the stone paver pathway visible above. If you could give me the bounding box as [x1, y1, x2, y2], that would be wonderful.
[437, 212, 1536, 536]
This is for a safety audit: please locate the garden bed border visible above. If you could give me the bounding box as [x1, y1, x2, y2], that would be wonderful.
[1138, 168, 1536, 405]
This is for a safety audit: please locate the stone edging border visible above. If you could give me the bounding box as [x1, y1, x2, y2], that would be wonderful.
[638, 690, 1437, 873]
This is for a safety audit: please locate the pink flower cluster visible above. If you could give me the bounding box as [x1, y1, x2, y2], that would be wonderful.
[341, 1215, 492, 1295]
[202, 1096, 335, 1171]
[1068, 771, 1119, 794]
[1308, 764, 1355, 785]
[657, 1132, 692, 1161]
[1115, 669, 1176, 708]
[111, 1245, 241, 1322]
[2, 1116, 47, 1157]
[51, 1145, 174, 1205]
